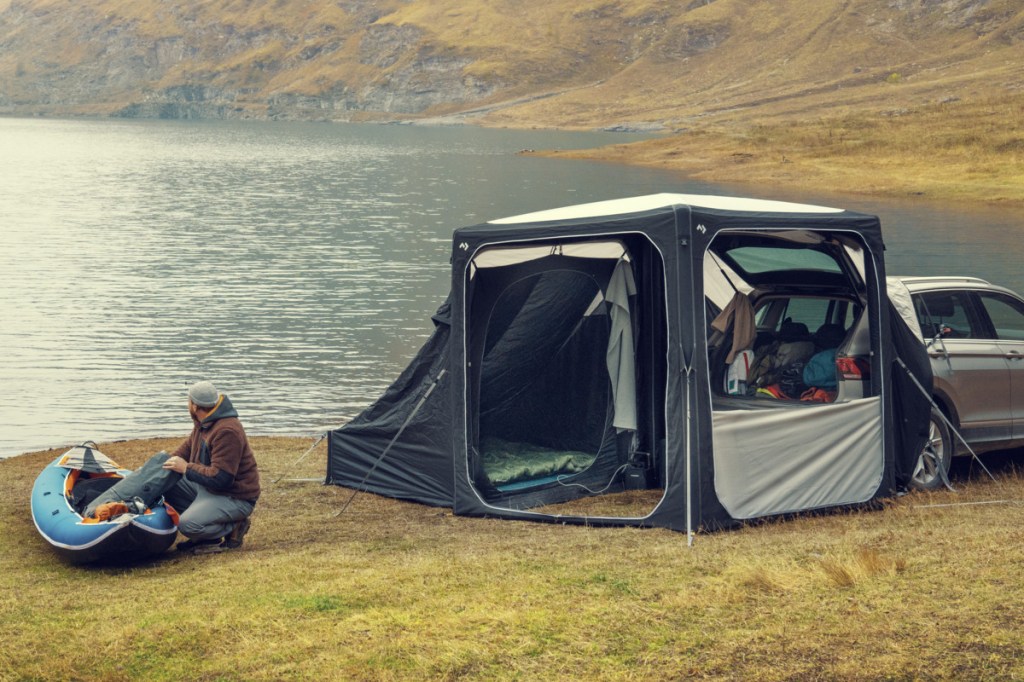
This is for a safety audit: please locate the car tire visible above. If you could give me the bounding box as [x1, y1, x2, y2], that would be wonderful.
[911, 409, 953, 491]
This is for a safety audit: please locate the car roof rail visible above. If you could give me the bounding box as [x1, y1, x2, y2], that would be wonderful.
[897, 275, 992, 286]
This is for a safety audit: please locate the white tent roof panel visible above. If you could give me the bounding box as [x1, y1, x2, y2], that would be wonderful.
[489, 193, 844, 226]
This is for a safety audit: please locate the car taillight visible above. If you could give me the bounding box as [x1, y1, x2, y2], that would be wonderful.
[836, 356, 871, 380]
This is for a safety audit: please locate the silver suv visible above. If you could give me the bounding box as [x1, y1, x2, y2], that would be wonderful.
[891, 276, 1024, 489]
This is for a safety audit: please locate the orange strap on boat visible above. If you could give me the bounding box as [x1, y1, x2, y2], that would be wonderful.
[163, 503, 180, 526]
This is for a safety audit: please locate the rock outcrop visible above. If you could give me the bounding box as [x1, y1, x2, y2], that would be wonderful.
[0, 0, 1019, 126]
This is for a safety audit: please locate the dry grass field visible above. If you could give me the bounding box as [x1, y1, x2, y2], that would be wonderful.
[3, 436, 1024, 680]
[540, 93, 1024, 206]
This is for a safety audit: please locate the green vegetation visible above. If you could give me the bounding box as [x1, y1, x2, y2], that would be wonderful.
[3, 437, 1024, 680]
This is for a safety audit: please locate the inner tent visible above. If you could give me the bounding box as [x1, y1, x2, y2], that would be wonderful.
[465, 239, 667, 512]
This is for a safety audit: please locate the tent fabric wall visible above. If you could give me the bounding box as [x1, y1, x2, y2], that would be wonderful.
[326, 301, 454, 507]
[885, 273, 937, 488]
[471, 258, 614, 452]
[711, 397, 885, 519]
[888, 301, 934, 486]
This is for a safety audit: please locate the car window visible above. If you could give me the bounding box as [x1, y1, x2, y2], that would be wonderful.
[978, 293, 1024, 341]
[913, 291, 979, 339]
[724, 247, 842, 274]
[753, 297, 854, 342]
[780, 297, 830, 330]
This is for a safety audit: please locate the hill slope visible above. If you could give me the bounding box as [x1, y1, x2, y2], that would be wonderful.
[1, 0, 1022, 129]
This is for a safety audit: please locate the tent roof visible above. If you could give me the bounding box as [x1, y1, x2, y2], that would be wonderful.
[489, 193, 844, 225]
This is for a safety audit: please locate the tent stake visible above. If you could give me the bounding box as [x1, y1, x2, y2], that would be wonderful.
[333, 368, 447, 518]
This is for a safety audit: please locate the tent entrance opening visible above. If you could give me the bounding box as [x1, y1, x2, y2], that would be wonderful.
[466, 238, 666, 518]
[477, 268, 616, 491]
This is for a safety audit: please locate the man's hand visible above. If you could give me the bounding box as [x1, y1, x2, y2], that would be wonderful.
[162, 455, 188, 474]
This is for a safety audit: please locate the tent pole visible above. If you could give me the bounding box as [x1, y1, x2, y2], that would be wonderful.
[707, 251, 740, 295]
[685, 366, 695, 547]
[332, 368, 448, 517]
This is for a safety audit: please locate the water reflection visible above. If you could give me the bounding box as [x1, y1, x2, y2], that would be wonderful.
[0, 119, 675, 456]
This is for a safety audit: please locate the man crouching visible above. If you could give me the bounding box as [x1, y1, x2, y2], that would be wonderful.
[162, 381, 261, 554]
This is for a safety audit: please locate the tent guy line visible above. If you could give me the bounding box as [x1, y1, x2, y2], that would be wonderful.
[912, 499, 1023, 510]
[271, 432, 328, 485]
[895, 356, 997, 486]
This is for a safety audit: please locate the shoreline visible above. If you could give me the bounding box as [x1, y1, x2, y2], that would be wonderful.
[533, 139, 1024, 209]
[6, 95, 1023, 208]
[527, 95, 1024, 208]
[1, 431, 326, 462]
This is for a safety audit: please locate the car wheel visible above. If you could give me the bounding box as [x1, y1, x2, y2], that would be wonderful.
[911, 409, 953, 491]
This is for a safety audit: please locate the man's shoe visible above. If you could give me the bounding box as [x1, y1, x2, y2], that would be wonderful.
[176, 538, 222, 554]
[222, 517, 252, 550]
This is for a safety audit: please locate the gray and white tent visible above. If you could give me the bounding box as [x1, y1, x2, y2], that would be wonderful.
[327, 194, 931, 533]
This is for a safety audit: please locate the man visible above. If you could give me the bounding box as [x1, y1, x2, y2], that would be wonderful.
[162, 381, 261, 554]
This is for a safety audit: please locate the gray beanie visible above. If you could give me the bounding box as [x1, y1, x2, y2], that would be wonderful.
[188, 381, 220, 408]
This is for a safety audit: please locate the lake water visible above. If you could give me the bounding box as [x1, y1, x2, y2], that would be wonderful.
[1, 118, 1021, 458]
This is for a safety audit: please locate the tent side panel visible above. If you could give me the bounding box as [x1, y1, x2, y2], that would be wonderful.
[888, 301, 933, 487]
[689, 209, 895, 528]
[711, 397, 885, 519]
[450, 212, 688, 530]
[326, 318, 454, 507]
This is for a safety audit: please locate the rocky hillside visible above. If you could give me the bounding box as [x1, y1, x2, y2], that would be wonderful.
[0, 0, 1021, 129]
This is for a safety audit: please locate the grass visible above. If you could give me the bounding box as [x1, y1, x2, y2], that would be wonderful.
[540, 93, 1024, 206]
[4, 437, 1024, 680]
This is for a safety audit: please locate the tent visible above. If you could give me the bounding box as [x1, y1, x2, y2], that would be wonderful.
[327, 194, 931, 533]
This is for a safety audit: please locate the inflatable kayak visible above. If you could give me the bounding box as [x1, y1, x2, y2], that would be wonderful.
[30, 443, 179, 564]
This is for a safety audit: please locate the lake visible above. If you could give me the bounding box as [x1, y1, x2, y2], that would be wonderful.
[1, 118, 1021, 458]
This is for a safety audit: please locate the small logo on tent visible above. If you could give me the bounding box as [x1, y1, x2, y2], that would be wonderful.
[696, 224, 707, 234]
[459, 242, 469, 251]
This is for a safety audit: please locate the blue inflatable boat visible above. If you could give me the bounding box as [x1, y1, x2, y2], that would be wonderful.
[31, 443, 179, 564]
